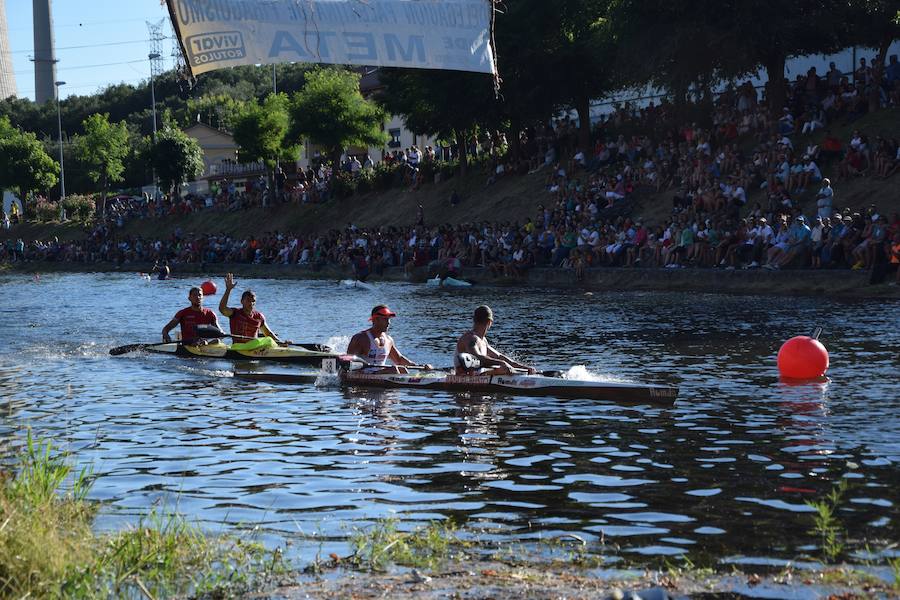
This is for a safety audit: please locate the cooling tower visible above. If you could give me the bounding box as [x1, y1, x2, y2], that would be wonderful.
[32, 0, 56, 104]
[0, 0, 16, 99]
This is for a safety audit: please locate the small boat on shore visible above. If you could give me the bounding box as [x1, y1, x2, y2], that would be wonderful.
[340, 279, 375, 291]
[234, 359, 678, 406]
[426, 276, 472, 287]
[109, 339, 336, 365]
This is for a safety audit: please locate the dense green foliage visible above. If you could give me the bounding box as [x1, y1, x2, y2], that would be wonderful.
[0, 1, 896, 196]
[232, 93, 300, 195]
[73, 114, 130, 215]
[146, 127, 205, 195]
[0, 116, 59, 209]
[288, 68, 388, 175]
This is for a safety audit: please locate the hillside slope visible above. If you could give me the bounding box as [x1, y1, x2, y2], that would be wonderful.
[4, 108, 900, 242]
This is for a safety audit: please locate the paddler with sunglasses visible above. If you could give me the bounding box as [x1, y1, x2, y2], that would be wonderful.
[346, 305, 433, 373]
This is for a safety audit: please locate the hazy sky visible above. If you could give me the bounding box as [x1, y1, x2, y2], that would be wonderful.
[6, 0, 174, 100]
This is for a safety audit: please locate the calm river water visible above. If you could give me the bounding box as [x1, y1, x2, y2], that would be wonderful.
[0, 272, 897, 568]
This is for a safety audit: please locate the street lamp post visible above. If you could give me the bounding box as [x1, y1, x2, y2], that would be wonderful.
[55, 80, 66, 203]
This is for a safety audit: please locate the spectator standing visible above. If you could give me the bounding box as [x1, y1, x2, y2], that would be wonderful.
[816, 178, 834, 220]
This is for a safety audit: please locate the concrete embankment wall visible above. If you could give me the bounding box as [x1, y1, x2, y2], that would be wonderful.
[6, 261, 900, 299]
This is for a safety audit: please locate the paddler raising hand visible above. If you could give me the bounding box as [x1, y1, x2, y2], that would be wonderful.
[346, 305, 432, 373]
[162, 286, 221, 344]
[455, 305, 536, 376]
[218, 273, 290, 346]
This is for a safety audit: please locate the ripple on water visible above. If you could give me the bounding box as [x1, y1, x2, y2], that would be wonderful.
[1, 275, 898, 566]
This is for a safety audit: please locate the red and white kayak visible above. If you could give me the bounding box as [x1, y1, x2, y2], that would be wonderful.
[340, 370, 677, 405]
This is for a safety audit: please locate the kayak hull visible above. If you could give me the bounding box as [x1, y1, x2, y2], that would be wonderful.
[142, 341, 337, 365]
[341, 371, 677, 405]
[234, 367, 678, 406]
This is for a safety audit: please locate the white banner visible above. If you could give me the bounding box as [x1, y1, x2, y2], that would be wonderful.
[167, 0, 496, 76]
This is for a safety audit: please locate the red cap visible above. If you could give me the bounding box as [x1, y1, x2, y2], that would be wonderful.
[369, 305, 397, 321]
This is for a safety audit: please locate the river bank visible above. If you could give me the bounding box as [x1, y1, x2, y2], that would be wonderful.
[277, 561, 898, 599]
[6, 259, 900, 299]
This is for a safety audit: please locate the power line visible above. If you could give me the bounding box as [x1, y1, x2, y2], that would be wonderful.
[7, 18, 155, 32]
[61, 59, 150, 71]
[12, 38, 171, 55]
[14, 58, 157, 76]
[17, 77, 146, 94]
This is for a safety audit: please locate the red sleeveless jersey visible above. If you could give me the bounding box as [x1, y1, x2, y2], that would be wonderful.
[174, 307, 218, 341]
[229, 308, 266, 339]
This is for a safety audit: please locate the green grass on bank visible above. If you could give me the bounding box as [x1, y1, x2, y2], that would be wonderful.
[0, 432, 289, 599]
[1, 432, 899, 597]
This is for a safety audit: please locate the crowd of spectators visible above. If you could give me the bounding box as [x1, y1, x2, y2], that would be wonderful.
[4, 56, 900, 285]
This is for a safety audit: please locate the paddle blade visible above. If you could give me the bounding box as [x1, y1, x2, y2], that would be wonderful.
[293, 343, 333, 353]
[197, 325, 228, 339]
[109, 343, 151, 356]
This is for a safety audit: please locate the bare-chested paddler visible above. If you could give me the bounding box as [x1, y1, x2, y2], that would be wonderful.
[454, 305, 536, 376]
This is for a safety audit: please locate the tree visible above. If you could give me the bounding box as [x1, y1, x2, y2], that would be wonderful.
[610, 0, 849, 116]
[377, 68, 497, 175]
[147, 126, 204, 197]
[231, 93, 300, 203]
[844, 0, 900, 111]
[73, 113, 130, 215]
[542, 0, 619, 151]
[288, 68, 387, 179]
[608, 0, 732, 113]
[0, 116, 59, 215]
[179, 94, 248, 131]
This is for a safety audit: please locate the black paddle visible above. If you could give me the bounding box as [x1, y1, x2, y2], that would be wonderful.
[109, 342, 167, 356]
[109, 326, 229, 356]
[455, 352, 563, 378]
[110, 328, 333, 356]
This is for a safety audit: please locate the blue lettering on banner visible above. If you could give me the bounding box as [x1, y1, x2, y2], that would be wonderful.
[343, 32, 376, 61]
[268, 31, 336, 59]
[384, 34, 425, 62]
[268, 31, 425, 64]
[186, 31, 246, 65]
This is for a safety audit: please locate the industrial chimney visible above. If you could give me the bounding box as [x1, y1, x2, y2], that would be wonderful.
[32, 0, 56, 104]
[0, 0, 17, 99]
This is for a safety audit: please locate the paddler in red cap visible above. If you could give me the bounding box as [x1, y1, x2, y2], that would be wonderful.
[454, 305, 536, 375]
[346, 305, 432, 373]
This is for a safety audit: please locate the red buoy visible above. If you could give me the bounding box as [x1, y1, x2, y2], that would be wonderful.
[200, 280, 217, 296]
[777, 335, 829, 379]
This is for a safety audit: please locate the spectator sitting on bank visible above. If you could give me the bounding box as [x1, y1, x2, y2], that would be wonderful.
[872, 136, 898, 178]
[486, 160, 506, 186]
[837, 146, 866, 180]
[820, 130, 844, 161]
[883, 142, 900, 179]
[777, 108, 795, 135]
[766, 214, 812, 270]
